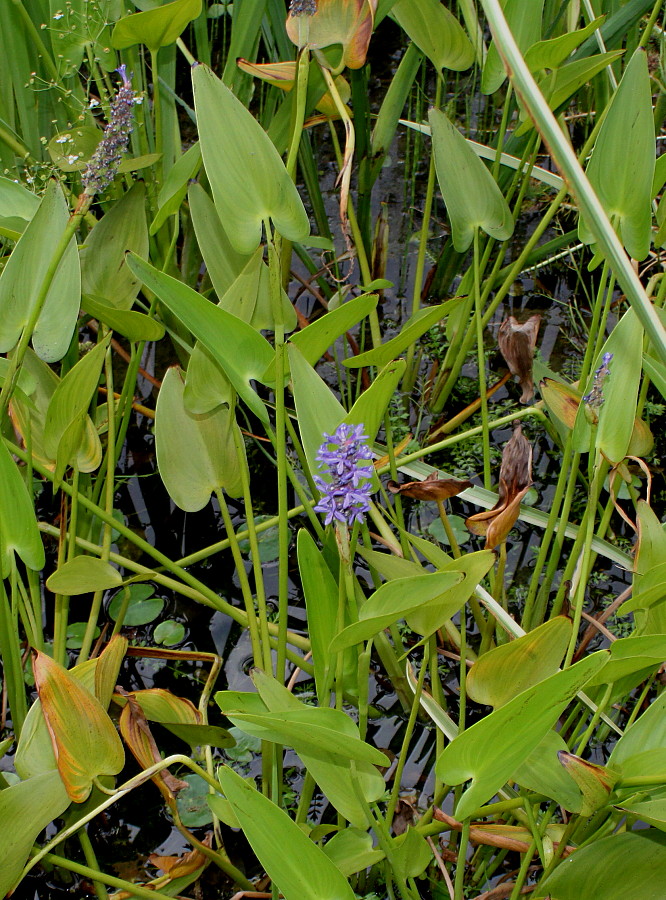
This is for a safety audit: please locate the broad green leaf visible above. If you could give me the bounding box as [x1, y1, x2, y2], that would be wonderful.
[653, 153, 666, 197]
[371, 42, 423, 167]
[225, 707, 389, 767]
[436, 652, 608, 820]
[429, 109, 513, 252]
[356, 546, 424, 581]
[405, 550, 495, 637]
[391, 0, 474, 72]
[43, 335, 111, 484]
[155, 366, 243, 510]
[297, 529, 339, 699]
[289, 293, 379, 368]
[632, 501, 666, 636]
[184, 344, 234, 416]
[80, 182, 149, 310]
[192, 63, 309, 254]
[216, 246, 296, 333]
[288, 342, 347, 474]
[609, 691, 666, 769]
[644, 353, 666, 401]
[0, 438, 45, 577]
[111, 0, 202, 50]
[466, 617, 572, 708]
[151, 142, 202, 235]
[323, 827, 384, 876]
[587, 309, 643, 463]
[584, 635, 666, 685]
[0, 770, 70, 900]
[345, 359, 405, 443]
[344, 300, 457, 368]
[534, 830, 666, 900]
[9, 348, 101, 474]
[188, 182, 253, 298]
[82, 295, 165, 342]
[207, 790, 240, 828]
[126, 253, 274, 423]
[0, 180, 80, 362]
[218, 765, 357, 900]
[45, 557, 122, 595]
[329, 570, 463, 651]
[524, 16, 605, 71]
[482, 0, 543, 94]
[580, 49, 654, 261]
[250, 669, 385, 826]
[512, 731, 583, 812]
[391, 827, 433, 881]
[286, 0, 375, 70]
[620, 800, 666, 832]
[0, 175, 40, 239]
[33, 650, 125, 802]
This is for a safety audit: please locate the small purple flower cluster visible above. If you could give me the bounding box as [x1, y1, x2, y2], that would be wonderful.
[313, 423, 373, 527]
[583, 352, 613, 409]
[82, 66, 135, 197]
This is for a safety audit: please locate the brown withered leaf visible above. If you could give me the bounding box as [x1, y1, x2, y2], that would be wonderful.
[149, 834, 212, 877]
[117, 688, 188, 802]
[387, 472, 472, 501]
[497, 315, 540, 404]
[466, 425, 533, 549]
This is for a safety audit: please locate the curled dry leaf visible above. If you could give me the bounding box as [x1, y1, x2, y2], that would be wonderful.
[117, 688, 188, 802]
[466, 424, 533, 549]
[497, 314, 540, 403]
[387, 472, 472, 501]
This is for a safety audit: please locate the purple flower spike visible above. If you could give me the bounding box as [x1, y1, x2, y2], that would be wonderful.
[583, 352, 613, 409]
[313, 423, 374, 527]
[82, 67, 136, 197]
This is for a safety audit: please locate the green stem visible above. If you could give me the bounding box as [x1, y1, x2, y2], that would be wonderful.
[453, 818, 470, 900]
[216, 490, 263, 667]
[563, 456, 608, 667]
[42, 854, 181, 900]
[404, 75, 442, 380]
[79, 337, 116, 663]
[473, 230, 491, 489]
[232, 423, 272, 674]
[9, 437, 309, 652]
[386, 646, 430, 825]
[77, 829, 109, 900]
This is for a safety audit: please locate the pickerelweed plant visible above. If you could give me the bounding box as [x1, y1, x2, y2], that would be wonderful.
[1, 0, 666, 898]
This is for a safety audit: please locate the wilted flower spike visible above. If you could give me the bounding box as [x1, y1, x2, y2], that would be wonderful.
[82, 66, 135, 197]
[497, 315, 541, 404]
[583, 352, 613, 409]
[290, 0, 317, 14]
[313, 423, 373, 527]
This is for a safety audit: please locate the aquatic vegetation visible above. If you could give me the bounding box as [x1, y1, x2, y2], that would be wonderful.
[0, 1, 665, 899]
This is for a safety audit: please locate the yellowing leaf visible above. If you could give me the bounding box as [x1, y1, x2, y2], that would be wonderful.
[33, 651, 124, 802]
[467, 617, 573, 708]
[287, 0, 378, 70]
